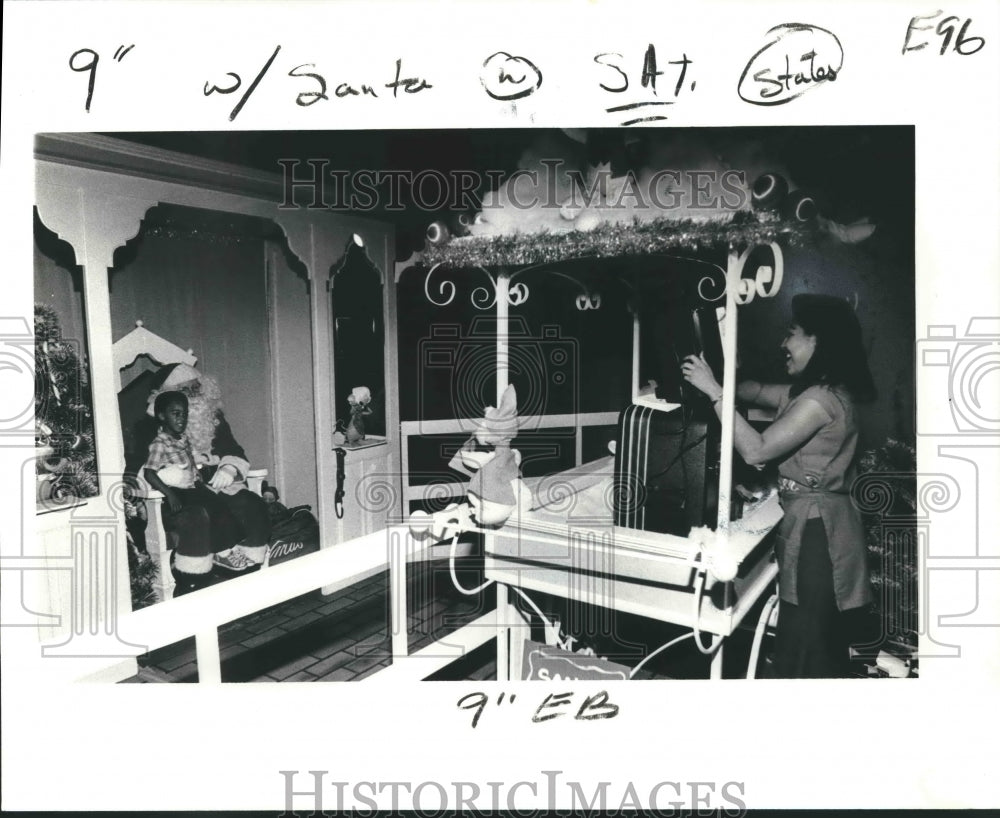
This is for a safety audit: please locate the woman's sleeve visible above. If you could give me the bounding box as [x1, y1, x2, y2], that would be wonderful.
[800, 385, 840, 422]
[738, 381, 790, 410]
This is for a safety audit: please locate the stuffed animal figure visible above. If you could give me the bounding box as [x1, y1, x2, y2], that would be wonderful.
[410, 384, 530, 538]
[456, 384, 531, 525]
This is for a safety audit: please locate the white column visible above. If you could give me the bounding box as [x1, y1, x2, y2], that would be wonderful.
[388, 526, 409, 661]
[631, 310, 641, 401]
[716, 248, 741, 534]
[496, 577, 510, 681]
[495, 272, 510, 400]
[34, 185, 156, 674]
[195, 629, 222, 683]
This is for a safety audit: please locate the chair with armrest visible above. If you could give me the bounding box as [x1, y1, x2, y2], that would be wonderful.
[114, 320, 267, 601]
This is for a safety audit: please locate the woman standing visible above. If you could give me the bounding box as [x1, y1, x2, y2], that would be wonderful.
[682, 294, 876, 678]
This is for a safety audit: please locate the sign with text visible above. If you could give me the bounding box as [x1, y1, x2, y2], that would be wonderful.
[522, 641, 631, 682]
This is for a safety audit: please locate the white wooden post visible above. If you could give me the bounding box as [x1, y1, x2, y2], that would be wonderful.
[495, 272, 510, 399]
[195, 629, 222, 683]
[388, 526, 409, 662]
[34, 182, 155, 673]
[631, 310, 641, 401]
[710, 643, 725, 680]
[716, 248, 741, 534]
[496, 578, 510, 681]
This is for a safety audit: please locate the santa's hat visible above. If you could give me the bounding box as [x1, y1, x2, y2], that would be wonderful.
[145, 363, 203, 416]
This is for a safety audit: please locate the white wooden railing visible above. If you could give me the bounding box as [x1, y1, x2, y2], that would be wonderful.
[64, 525, 498, 684]
[42, 411, 620, 684]
[399, 411, 620, 511]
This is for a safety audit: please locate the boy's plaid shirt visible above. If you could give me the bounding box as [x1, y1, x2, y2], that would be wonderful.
[144, 430, 198, 488]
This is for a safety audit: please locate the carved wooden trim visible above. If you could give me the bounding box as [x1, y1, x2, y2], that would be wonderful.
[35, 133, 283, 201]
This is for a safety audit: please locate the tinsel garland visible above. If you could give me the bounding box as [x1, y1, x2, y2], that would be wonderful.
[423, 212, 815, 269]
[143, 224, 251, 246]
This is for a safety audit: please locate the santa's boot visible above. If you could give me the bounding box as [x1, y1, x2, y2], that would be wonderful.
[171, 553, 215, 597]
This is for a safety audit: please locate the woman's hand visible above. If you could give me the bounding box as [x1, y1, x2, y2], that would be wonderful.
[681, 354, 723, 401]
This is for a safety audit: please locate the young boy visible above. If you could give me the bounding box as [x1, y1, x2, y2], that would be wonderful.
[144, 391, 264, 595]
[144, 391, 220, 594]
[144, 391, 199, 502]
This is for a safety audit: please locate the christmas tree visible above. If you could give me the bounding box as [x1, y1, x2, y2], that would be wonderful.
[34, 304, 99, 507]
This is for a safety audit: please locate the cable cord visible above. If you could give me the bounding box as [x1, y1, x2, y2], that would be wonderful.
[746, 593, 780, 679]
[448, 532, 493, 595]
[646, 430, 707, 481]
[691, 567, 723, 655]
[629, 632, 695, 679]
[511, 587, 558, 639]
[448, 536, 561, 647]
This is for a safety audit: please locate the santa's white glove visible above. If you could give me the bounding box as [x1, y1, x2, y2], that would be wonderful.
[209, 464, 237, 490]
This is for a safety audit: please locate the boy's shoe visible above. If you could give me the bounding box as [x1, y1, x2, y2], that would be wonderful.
[213, 548, 255, 573]
[236, 544, 268, 566]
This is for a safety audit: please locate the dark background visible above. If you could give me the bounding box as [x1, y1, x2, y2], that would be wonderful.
[107, 127, 916, 457]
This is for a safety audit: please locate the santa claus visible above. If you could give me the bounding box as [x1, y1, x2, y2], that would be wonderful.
[141, 363, 270, 595]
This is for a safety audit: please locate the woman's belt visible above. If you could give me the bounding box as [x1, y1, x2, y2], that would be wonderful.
[777, 480, 851, 518]
[777, 477, 848, 496]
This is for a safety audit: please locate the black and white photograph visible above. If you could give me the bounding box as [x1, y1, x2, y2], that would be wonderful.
[3, 1, 999, 813]
[32, 126, 916, 685]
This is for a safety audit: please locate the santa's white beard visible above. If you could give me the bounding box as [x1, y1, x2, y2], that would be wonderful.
[185, 394, 222, 458]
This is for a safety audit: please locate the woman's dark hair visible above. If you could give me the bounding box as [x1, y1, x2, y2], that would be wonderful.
[153, 390, 188, 418]
[790, 294, 876, 403]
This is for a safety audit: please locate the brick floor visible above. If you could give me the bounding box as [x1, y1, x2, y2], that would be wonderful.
[311, 634, 357, 660]
[316, 666, 357, 682]
[130, 561, 494, 683]
[241, 626, 289, 649]
[306, 650, 356, 677]
[129, 558, 781, 684]
[244, 612, 292, 634]
[269, 654, 322, 680]
[344, 651, 385, 675]
[283, 669, 319, 682]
